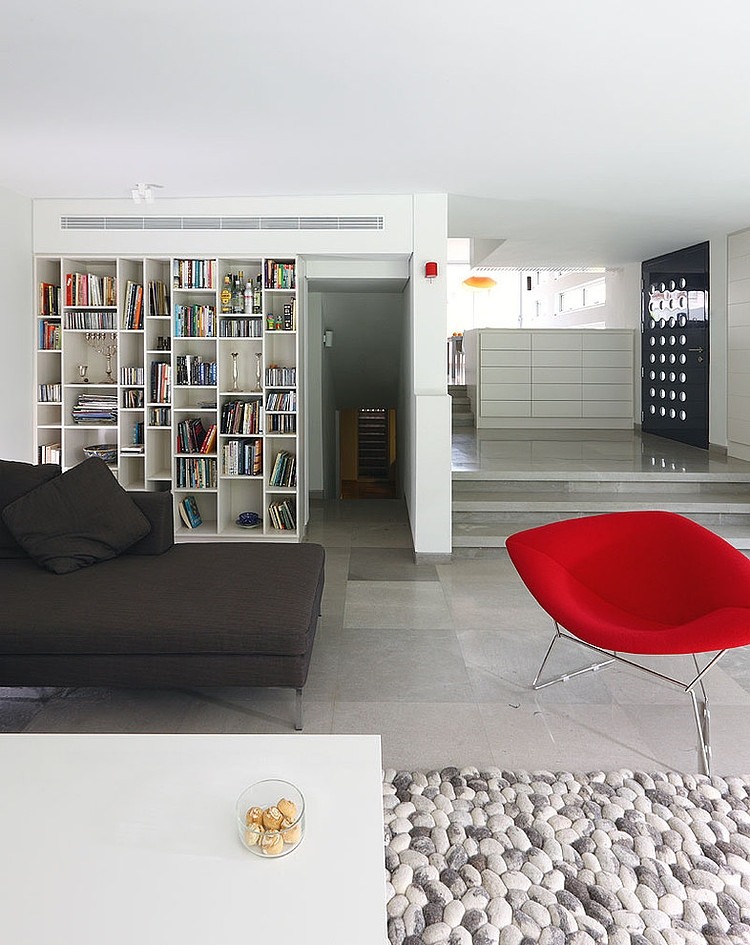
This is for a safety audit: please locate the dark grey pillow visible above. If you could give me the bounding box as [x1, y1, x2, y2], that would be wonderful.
[125, 490, 174, 555]
[0, 459, 62, 558]
[1, 457, 151, 574]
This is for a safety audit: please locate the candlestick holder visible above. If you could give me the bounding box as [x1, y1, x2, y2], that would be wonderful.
[255, 352, 262, 392]
[85, 333, 118, 384]
[231, 352, 242, 392]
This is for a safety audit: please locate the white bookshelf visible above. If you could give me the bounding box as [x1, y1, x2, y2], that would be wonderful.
[33, 255, 303, 541]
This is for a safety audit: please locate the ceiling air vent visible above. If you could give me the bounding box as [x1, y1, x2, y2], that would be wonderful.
[60, 215, 385, 232]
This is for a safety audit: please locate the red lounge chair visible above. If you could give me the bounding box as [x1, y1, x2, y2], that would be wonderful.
[506, 510, 750, 774]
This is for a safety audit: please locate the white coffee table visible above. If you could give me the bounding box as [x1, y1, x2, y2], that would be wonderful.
[0, 733, 387, 945]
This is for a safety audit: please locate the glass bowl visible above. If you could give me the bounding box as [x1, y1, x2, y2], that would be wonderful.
[235, 779, 305, 858]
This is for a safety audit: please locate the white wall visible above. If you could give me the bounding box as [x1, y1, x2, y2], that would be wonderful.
[408, 194, 451, 557]
[28, 192, 453, 551]
[0, 187, 33, 460]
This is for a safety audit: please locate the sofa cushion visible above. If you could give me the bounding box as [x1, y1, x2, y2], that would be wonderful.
[126, 491, 174, 555]
[0, 459, 62, 558]
[1, 457, 151, 574]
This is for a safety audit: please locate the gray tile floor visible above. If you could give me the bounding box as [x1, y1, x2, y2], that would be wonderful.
[3, 430, 750, 775]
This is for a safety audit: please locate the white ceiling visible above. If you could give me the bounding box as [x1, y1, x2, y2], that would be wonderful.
[3, 0, 750, 268]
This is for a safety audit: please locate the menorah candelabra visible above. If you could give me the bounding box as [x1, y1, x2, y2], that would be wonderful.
[85, 332, 118, 384]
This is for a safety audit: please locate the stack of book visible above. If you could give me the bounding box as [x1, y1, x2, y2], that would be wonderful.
[72, 393, 117, 425]
[123, 281, 144, 330]
[268, 499, 295, 530]
[221, 400, 261, 435]
[269, 450, 296, 487]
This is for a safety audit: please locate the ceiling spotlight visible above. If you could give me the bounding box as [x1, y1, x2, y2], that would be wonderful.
[131, 183, 162, 204]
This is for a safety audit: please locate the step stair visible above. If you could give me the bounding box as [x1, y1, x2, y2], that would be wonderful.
[449, 384, 474, 428]
[452, 470, 750, 550]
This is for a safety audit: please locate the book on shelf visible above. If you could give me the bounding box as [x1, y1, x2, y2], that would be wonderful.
[120, 366, 145, 386]
[176, 417, 208, 454]
[265, 364, 296, 386]
[123, 388, 144, 408]
[123, 281, 144, 330]
[173, 259, 216, 290]
[268, 499, 296, 530]
[38, 443, 62, 465]
[222, 438, 262, 476]
[148, 280, 169, 316]
[175, 355, 217, 386]
[38, 320, 61, 350]
[267, 413, 296, 434]
[220, 399, 261, 435]
[219, 317, 262, 338]
[176, 457, 217, 489]
[265, 391, 296, 411]
[269, 450, 297, 488]
[38, 282, 61, 316]
[65, 272, 116, 307]
[199, 424, 217, 454]
[264, 260, 296, 290]
[64, 309, 117, 330]
[148, 406, 171, 427]
[150, 362, 171, 404]
[38, 382, 62, 403]
[174, 304, 216, 338]
[178, 494, 203, 528]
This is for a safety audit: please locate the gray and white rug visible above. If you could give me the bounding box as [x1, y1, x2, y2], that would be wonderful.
[383, 768, 750, 945]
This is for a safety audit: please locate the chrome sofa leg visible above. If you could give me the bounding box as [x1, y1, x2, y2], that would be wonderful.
[689, 687, 712, 776]
[294, 688, 303, 731]
[532, 621, 615, 690]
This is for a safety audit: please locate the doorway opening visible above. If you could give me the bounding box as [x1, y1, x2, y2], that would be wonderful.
[339, 408, 398, 499]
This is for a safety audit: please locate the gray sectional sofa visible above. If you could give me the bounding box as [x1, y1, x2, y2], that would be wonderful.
[0, 458, 325, 730]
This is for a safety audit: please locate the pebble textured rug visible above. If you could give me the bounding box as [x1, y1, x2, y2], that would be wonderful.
[383, 768, 750, 945]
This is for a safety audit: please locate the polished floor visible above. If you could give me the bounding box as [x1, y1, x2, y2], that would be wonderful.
[452, 426, 750, 476]
[3, 430, 750, 775]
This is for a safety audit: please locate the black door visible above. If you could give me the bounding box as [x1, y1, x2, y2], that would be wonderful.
[641, 242, 709, 449]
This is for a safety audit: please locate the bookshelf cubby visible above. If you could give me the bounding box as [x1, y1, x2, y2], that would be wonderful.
[33, 255, 303, 541]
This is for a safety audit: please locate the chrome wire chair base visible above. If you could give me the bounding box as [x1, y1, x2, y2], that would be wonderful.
[532, 621, 724, 776]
